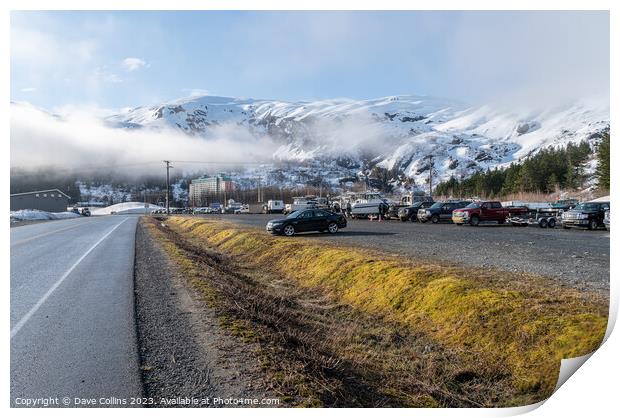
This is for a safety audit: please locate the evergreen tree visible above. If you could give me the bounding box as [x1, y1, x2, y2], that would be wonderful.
[596, 133, 610, 191]
[435, 139, 602, 198]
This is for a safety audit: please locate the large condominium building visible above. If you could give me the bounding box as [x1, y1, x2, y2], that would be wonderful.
[189, 174, 236, 206]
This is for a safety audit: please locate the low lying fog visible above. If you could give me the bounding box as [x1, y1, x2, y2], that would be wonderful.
[10, 103, 279, 176]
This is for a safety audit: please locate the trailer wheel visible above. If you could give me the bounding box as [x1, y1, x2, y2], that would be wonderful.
[547, 218, 556, 228]
[538, 218, 548, 228]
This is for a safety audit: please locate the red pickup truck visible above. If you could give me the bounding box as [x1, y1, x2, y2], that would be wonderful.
[452, 201, 528, 226]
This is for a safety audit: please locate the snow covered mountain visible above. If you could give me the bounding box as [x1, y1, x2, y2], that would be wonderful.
[106, 94, 609, 190]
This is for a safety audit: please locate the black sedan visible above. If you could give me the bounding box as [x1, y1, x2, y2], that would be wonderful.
[266, 209, 347, 236]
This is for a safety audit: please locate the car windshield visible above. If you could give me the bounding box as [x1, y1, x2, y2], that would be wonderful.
[466, 202, 480, 209]
[286, 210, 303, 218]
[429, 202, 443, 209]
[574, 203, 600, 211]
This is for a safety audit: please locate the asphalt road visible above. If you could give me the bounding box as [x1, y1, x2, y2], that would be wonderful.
[207, 214, 610, 293]
[10, 215, 143, 407]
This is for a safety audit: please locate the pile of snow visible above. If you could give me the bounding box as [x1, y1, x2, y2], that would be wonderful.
[589, 195, 610, 203]
[10, 209, 80, 223]
[91, 201, 164, 215]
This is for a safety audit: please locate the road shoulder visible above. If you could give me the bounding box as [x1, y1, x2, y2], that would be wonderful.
[134, 219, 277, 407]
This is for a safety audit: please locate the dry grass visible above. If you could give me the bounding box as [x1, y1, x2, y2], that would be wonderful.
[145, 216, 608, 407]
[435, 189, 609, 202]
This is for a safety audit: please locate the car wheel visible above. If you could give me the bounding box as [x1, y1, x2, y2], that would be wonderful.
[469, 216, 480, 226]
[431, 214, 440, 224]
[400, 217, 407, 222]
[283, 225, 296, 236]
[327, 222, 338, 234]
[589, 220, 598, 230]
[539, 218, 548, 228]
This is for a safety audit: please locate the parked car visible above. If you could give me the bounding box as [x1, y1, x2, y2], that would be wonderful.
[418, 201, 470, 223]
[264, 199, 285, 214]
[604, 210, 610, 231]
[562, 201, 610, 230]
[398, 200, 435, 222]
[452, 201, 529, 226]
[266, 209, 347, 236]
[80, 208, 91, 216]
[235, 204, 250, 214]
[387, 194, 433, 219]
[71, 207, 81, 215]
[551, 198, 579, 211]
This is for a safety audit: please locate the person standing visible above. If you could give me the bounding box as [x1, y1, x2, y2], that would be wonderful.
[379, 202, 388, 222]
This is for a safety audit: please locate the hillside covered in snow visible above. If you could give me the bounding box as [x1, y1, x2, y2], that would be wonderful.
[106, 94, 609, 190]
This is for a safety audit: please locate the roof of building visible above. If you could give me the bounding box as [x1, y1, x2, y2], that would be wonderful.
[192, 174, 233, 183]
[10, 189, 71, 199]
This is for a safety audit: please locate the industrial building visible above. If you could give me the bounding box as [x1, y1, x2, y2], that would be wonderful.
[10, 189, 71, 212]
[189, 174, 236, 207]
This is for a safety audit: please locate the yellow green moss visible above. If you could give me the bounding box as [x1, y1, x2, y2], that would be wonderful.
[161, 217, 608, 399]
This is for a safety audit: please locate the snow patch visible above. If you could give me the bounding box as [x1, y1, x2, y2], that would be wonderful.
[10, 210, 80, 223]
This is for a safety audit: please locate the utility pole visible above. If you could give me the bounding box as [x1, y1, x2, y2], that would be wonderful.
[163, 160, 173, 215]
[426, 155, 435, 198]
[257, 176, 262, 202]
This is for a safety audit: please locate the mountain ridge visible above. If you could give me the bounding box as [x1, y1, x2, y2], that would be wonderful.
[105, 94, 609, 191]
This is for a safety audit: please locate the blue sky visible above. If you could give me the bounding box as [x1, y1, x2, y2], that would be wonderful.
[11, 10, 609, 112]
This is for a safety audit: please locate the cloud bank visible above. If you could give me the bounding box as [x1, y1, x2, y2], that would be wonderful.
[10, 103, 277, 176]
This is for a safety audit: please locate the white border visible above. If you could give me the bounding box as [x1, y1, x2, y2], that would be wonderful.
[2, 1, 616, 417]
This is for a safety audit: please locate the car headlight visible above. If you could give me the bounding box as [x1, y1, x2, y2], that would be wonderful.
[426, 210, 431, 215]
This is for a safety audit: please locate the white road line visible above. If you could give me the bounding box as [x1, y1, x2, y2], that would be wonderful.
[10, 217, 130, 339]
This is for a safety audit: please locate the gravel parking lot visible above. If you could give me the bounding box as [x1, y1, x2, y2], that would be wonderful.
[197, 214, 610, 293]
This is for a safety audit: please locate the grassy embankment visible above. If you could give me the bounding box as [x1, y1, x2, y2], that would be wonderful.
[143, 216, 607, 407]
